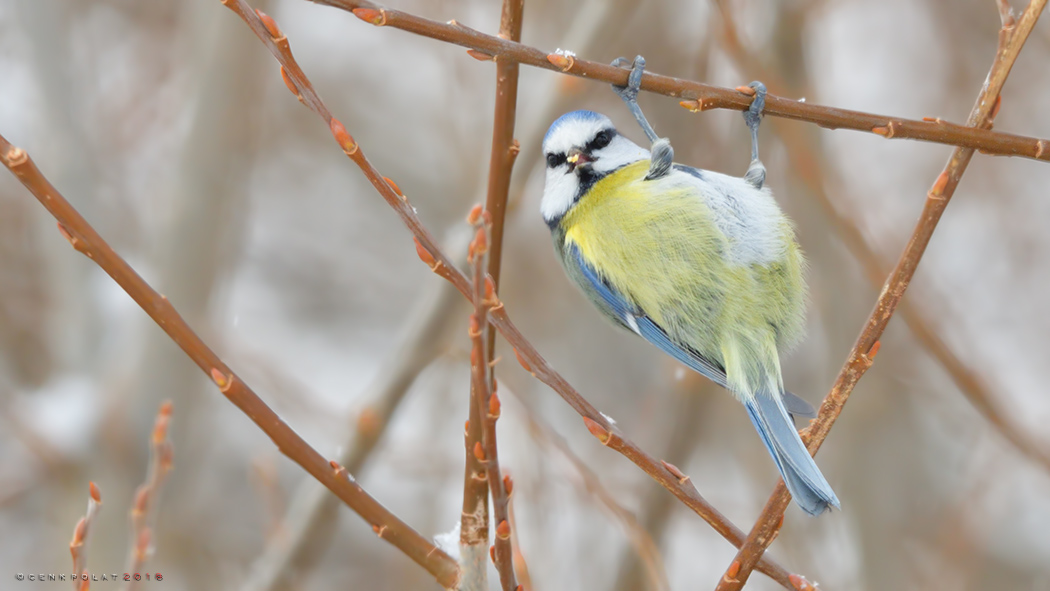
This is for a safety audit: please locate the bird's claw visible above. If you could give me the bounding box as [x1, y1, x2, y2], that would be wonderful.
[743, 81, 767, 188]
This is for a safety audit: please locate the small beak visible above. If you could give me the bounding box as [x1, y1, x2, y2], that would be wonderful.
[566, 149, 592, 172]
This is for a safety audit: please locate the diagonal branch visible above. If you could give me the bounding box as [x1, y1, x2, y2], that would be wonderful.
[216, 1, 801, 587]
[714, 2, 1048, 589]
[0, 131, 460, 588]
[315, 0, 1050, 163]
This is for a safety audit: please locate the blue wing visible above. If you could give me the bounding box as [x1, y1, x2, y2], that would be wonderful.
[566, 243, 816, 418]
[567, 243, 730, 389]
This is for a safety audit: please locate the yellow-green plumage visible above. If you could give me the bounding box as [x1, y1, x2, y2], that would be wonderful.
[559, 160, 806, 400]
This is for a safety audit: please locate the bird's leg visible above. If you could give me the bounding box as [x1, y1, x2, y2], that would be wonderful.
[742, 81, 767, 189]
[611, 55, 673, 180]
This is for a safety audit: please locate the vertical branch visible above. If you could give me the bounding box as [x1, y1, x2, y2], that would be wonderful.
[482, 0, 524, 292]
[123, 402, 175, 591]
[462, 1, 523, 586]
[467, 209, 520, 591]
[715, 2, 1048, 589]
[69, 482, 102, 591]
[460, 220, 491, 591]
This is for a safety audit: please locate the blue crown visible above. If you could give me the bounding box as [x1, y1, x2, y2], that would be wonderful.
[544, 110, 606, 143]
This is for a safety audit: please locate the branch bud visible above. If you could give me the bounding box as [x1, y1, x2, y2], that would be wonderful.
[473, 441, 486, 463]
[488, 391, 501, 419]
[583, 417, 611, 445]
[789, 574, 817, 591]
[679, 99, 704, 112]
[546, 53, 574, 71]
[661, 460, 690, 484]
[484, 275, 498, 305]
[722, 560, 741, 584]
[280, 67, 300, 98]
[867, 340, 881, 360]
[466, 49, 494, 61]
[133, 485, 149, 516]
[329, 117, 358, 156]
[496, 520, 510, 540]
[383, 176, 404, 198]
[413, 237, 437, 268]
[71, 517, 87, 546]
[931, 171, 949, 196]
[89, 482, 101, 504]
[351, 8, 387, 26]
[513, 348, 532, 374]
[472, 227, 488, 256]
[209, 368, 232, 393]
[255, 9, 282, 40]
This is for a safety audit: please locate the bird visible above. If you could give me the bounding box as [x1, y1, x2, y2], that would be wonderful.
[539, 56, 839, 516]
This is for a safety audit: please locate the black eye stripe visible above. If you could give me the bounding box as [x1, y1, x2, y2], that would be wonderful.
[585, 129, 615, 152]
[546, 152, 567, 168]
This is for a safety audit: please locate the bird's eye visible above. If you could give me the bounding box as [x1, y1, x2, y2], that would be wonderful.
[591, 130, 613, 150]
[546, 152, 566, 168]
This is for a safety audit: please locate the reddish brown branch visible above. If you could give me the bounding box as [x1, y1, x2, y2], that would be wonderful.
[0, 132, 459, 589]
[466, 217, 519, 591]
[461, 224, 491, 588]
[483, 0, 524, 292]
[69, 482, 102, 591]
[213, 1, 798, 586]
[314, 0, 1050, 163]
[476, 1, 524, 586]
[715, 2, 1048, 589]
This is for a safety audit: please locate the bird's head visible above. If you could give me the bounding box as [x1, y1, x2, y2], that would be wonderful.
[540, 110, 648, 226]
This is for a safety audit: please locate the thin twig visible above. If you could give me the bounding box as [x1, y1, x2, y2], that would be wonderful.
[0, 132, 459, 588]
[479, 1, 524, 587]
[317, 0, 1050, 163]
[713, 0, 1050, 475]
[461, 217, 492, 591]
[212, 3, 797, 586]
[123, 401, 175, 591]
[467, 214, 520, 591]
[482, 0, 523, 295]
[69, 482, 102, 591]
[715, 2, 1048, 589]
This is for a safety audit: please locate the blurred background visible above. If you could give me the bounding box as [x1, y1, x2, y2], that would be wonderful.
[2, 0, 1050, 589]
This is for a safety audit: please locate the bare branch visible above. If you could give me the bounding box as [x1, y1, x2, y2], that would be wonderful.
[316, 0, 1050, 163]
[212, 2, 797, 586]
[69, 482, 102, 591]
[715, 2, 1048, 588]
[122, 401, 175, 591]
[0, 130, 459, 588]
[714, 0, 1050, 475]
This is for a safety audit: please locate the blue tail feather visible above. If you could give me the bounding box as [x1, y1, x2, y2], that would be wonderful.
[744, 391, 839, 516]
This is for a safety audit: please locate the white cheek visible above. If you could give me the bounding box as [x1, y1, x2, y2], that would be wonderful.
[592, 136, 649, 175]
[540, 167, 580, 223]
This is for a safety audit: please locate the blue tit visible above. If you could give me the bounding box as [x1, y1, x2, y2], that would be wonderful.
[539, 56, 838, 516]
